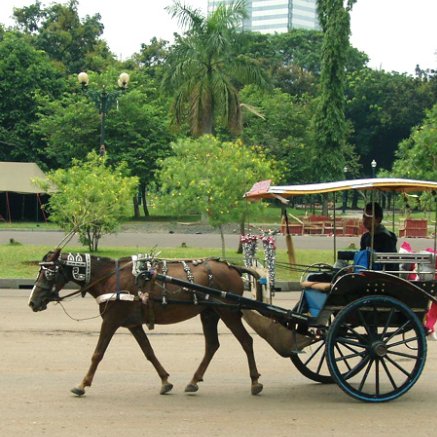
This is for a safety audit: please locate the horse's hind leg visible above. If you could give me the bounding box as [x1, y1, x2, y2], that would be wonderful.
[217, 310, 263, 395]
[71, 319, 118, 396]
[128, 325, 173, 395]
[185, 309, 220, 393]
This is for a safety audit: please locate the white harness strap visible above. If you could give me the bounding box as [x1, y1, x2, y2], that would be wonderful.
[95, 292, 136, 304]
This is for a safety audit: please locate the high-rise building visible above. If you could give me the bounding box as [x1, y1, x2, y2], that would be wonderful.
[207, 0, 320, 33]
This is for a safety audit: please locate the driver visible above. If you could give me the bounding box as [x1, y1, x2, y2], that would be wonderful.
[360, 202, 397, 252]
[304, 202, 397, 286]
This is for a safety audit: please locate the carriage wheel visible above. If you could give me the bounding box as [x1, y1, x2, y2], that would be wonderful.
[290, 312, 335, 384]
[290, 311, 365, 384]
[326, 295, 427, 403]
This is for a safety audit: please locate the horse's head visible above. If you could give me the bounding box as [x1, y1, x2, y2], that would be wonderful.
[29, 249, 67, 312]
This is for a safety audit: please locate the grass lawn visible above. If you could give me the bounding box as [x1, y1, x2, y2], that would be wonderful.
[0, 242, 332, 281]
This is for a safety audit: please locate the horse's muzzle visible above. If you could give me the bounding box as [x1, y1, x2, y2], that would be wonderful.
[29, 300, 48, 312]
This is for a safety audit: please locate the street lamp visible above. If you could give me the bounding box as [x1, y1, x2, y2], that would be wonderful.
[371, 159, 377, 178]
[78, 71, 130, 155]
[342, 165, 348, 214]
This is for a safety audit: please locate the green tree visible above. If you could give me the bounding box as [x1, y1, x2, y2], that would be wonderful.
[156, 135, 279, 256]
[163, 0, 266, 136]
[0, 30, 65, 163]
[13, 0, 114, 74]
[38, 152, 138, 251]
[392, 103, 437, 181]
[314, 0, 356, 180]
[240, 85, 317, 184]
[346, 68, 437, 173]
[33, 70, 174, 217]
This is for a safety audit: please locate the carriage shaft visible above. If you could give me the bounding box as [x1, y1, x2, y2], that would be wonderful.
[152, 272, 309, 324]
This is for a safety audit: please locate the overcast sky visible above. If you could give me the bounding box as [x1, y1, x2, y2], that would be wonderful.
[1, 0, 436, 75]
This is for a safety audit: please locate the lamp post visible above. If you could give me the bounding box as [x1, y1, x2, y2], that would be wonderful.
[342, 165, 348, 214]
[371, 159, 377, 178]
[78, 71, 130, 155]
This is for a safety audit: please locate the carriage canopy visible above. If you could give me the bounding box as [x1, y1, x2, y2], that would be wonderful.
[244, 178, 437, 201]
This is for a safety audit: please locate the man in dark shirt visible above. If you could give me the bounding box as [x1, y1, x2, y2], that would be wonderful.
[360, 202, 397, 252]
[304, 202, 397, 284]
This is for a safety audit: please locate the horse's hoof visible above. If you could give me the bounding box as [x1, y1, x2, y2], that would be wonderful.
[184, 383, 199, 393]
[71, 387, 85, 397]
[160, 383, 173, 395]
[251, 383, 263, 396]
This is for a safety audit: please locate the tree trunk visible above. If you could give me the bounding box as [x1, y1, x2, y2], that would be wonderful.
[237, 218, 245, 254]
[141, 184, 149, 217]
[219, 224, 226, 258]
[133, 195, 140, 219]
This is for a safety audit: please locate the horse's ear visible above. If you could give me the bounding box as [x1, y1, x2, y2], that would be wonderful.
[52, 248, 62, 261]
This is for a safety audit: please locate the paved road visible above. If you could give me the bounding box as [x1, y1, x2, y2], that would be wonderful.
[2, 288, 437, 437]
[1, 229, 435, 251]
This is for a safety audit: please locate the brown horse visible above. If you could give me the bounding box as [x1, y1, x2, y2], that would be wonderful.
[28, 249, 264, 396]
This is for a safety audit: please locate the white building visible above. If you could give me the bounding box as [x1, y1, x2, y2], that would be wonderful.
[207, 0, 320, 33]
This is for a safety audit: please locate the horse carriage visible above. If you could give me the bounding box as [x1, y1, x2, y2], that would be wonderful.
[29, 178, 437, 403]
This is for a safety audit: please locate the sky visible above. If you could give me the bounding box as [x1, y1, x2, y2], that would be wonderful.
[1, 0, 436, 75]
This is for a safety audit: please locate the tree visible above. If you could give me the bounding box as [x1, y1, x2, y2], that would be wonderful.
[346, 68, 437, 173]
[392, 103, 437, 181]
[13, 0, 114, 74]
[0, 30, 65, 163]
[240, 85, 317, 184]
[314, 0, 356, 181]
[163, 0, 266, 136]
[33, 69, 175, 217]
[38, 152, 138, 251]
[156, 135, 279, 256]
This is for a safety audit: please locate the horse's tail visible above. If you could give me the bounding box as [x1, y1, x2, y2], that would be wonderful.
[231, 264, 263, 302]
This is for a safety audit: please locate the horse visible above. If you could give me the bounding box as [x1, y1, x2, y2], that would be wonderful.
[28, 249, 264, 396]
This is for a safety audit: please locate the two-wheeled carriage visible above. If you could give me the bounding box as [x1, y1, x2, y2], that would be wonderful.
[242, 177, 437, 402]
[29, 178, 437, 402]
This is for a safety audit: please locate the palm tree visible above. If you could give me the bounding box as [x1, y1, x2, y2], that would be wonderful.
[163, 0, 266, 136]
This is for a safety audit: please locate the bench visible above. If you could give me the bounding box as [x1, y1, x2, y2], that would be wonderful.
[399, 219, 428, 238]
[303, 215, 331, 235]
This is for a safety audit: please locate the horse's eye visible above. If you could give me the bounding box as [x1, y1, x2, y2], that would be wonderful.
[42, 266, 57, 281]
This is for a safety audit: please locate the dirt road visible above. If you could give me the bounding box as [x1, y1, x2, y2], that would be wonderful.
[1, 289, 436, 437]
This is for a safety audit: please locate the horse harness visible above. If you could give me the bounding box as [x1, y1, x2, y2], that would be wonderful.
[41, 253, 221, 329]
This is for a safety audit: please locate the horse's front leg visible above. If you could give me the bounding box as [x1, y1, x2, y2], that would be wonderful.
[71, 319, 119, 396]
[128, 325, 173, 395]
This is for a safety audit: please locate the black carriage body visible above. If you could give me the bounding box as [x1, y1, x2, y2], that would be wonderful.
[325, 271, 436, 327]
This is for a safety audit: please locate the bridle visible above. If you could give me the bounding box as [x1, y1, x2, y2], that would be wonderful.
[36, 256, 136, 303]
[36, 260, 71, 302]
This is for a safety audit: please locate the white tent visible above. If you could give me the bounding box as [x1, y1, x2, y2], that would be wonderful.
[0, 162, 54, 222]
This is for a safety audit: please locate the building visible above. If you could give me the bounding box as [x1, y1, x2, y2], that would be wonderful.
[207, 0, 320, 33]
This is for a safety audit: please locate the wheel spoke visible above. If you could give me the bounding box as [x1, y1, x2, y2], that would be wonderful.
[357, 308, 373, 338]
[386, 350, 418, 360]
[381, 307, 395, 337]
[380, 357, 398, 390]
[384, 319, 413, 343]
[302, 340, 325, 366]
[343, 356, 370, 380]
[384, 354, 413, 377]
[315, 350, 326, 374]
[358, 358, 374, 391]
[375, 359, 380, 396]
[387, 336, 419, 349]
